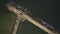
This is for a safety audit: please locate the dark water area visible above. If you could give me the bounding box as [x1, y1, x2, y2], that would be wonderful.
[17, 20, 48, 34]
[0, 0, 60, 34]
[14, 0, 60, 32]
[0, 4, 16, 34]
[0, 0, 16, 34]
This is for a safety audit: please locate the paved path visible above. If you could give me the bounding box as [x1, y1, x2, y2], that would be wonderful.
[6, 3, 59, 34]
